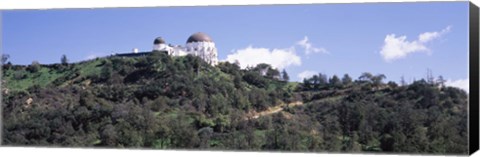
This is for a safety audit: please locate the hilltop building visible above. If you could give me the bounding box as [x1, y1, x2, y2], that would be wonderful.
[153, 32, 218, 65]
[114, 32, 218, 66]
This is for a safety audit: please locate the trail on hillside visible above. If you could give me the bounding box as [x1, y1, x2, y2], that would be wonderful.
[243, 85, 390, 120]
[244, 101, 303, 120]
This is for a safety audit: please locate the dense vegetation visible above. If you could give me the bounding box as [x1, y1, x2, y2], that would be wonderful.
[1, 52, 468, 154]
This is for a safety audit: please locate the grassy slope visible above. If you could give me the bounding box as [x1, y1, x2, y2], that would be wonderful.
[3, 66, 64, 91]
[3, 58, 104, 92]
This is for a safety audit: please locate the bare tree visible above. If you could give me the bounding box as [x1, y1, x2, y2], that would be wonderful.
[426, 68, 435, 85]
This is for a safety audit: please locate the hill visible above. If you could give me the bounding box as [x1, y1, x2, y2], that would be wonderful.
[1, 52, 469, 154]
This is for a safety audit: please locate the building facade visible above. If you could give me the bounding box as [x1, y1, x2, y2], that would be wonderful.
[153, 32, 218, 66]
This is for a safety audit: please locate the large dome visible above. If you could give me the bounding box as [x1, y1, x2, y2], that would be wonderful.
[186, 32, 213, 43]
[154, 37, 166, 44]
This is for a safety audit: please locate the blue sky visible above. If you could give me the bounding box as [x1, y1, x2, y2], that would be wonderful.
[1, 2, 470, 90]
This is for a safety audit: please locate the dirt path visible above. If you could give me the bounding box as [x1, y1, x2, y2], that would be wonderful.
[243, 95, 347, 120]
[243, 85, 389, 120]
[244, 101, 303, 120]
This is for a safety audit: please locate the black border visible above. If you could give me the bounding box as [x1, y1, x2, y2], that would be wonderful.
[469, 1, 479, 155]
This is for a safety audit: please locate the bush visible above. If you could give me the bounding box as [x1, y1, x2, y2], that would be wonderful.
[13, 70, 28, 79]
[27, 61, 41, 73]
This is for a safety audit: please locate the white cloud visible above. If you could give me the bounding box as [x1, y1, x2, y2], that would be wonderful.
[418, 26, 451, 43]
[296, 36, 328, 55]
[380, 26, 451, 62]
[297, 70, 317, 80]
[445, 78, 469, 93]
[225, 45, 301, 69]
[380, 35, 428, 62]
[225, 36, 328, 70]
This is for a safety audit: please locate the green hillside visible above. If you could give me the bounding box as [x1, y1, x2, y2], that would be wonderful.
[1, 52, 469, 154]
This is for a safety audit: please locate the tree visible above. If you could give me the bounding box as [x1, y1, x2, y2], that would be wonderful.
[426, 68, 435, 85]
[311, 75, 320, 85]
[318, 73, 328, 86]
[2, 54, 10, 65]
[380, 133, 395, 151]
[266, 68, 281, 80]
[168, 113, 199, 148]
[400, 76, 407, 86]
[253, 63, 271, 76]
[303, 78, 312, 90]
[329, 75, 342, 88]
[243, 71, 267, 88]
[100, 124, 118, 146]
[61, 54, 68, 65]
[100, 61, 113, 81]
[342, 74, 353, 86]
[281, 69, 290, 82]
[387, 81, 398, 88]
[371, 74, 386, 86]
[234, 59, 240, 67]
[27, 61, 41, 73]
[436, 75, 446, 87]
[359, 72, 373, 82]
[198, 127, 213, 149]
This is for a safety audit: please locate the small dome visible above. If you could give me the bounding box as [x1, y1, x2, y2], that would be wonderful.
[187, 32, 213, 43]
[154, 37, 166, 44]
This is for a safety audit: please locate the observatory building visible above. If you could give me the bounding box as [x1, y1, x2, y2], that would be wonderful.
[153, 32, 218, 66]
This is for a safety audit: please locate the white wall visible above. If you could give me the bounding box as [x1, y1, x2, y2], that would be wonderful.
[153, 41, 218, 65]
